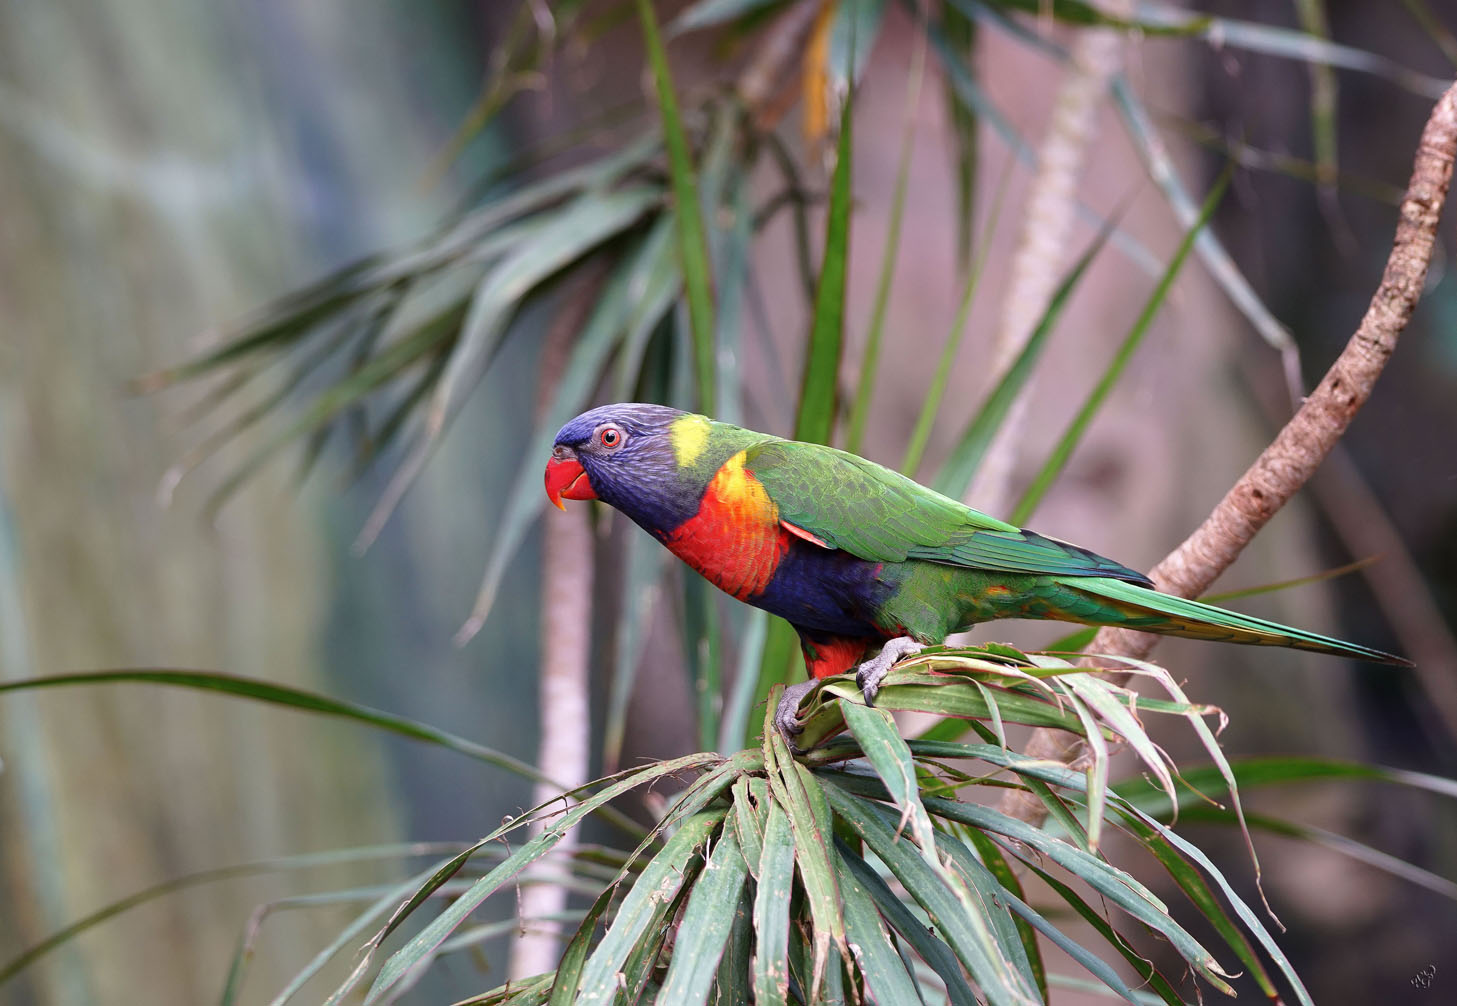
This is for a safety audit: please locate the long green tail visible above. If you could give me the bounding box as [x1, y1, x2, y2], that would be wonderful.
[1073, 577, 1412, 667]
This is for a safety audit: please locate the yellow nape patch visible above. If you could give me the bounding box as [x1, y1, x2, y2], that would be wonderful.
[669, 413, 713, 468]
[714, 451, 775, 518]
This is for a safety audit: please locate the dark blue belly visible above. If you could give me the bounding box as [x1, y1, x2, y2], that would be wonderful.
[746, 539, 901, 636]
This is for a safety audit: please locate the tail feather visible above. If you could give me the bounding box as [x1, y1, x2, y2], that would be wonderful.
[1074, 577, 1412, 667]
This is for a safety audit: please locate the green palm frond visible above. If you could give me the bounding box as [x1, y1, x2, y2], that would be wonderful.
[319, 647, 1319, 1006]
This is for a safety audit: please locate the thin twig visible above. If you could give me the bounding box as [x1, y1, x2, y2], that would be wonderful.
[1000, 80, 1457, 828]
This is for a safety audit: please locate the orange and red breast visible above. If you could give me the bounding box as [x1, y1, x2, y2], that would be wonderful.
[663, 451, 795, 601]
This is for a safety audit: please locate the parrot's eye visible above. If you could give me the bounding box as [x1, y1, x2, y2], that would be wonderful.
[598, 425, 625, 451]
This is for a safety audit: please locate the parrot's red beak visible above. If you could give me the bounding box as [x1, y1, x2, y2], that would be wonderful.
[544, 453, 596, 510]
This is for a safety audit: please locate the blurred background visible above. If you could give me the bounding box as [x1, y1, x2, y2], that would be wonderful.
[1, 1, 1455, 1004]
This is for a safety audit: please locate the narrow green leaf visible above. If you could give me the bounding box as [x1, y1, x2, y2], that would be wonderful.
[823, 783, 1038, 1006]
[766, 725, 846, 996]
[460, 972, 558, 1006]
[656, 825, 750, 1005]
[0, 844, 461, 994]
[943, 833, 1149, 1004]
[0, 669, 551, 785]
[1060, 675, 1176, 818]
[901, 153, 1015, 480]
[941, 0, 978, 273]
[752, 798, 795, 1006]
[268, 864, 456, 1006]
[599, 753, 762, 1003]
[926, 14, 1163, 278]
[1040, 625, 1098, 654]
[336, 339, 449, 488]
[1022, 861, 1188, 1006]
[636, 0, 716, 413]
[1011, 168, 1230, 525]
[729, 777, 766, 879]
[221, 880, 474, 1006]
[967, 0, 1202, 33]
[1115, 800, 1313, 1006]
[828, 0, 887, 88]
[1200, 556, 1379, 605]
[545, 886, 618, 1006]
[362, 754, 724, 1004]
[762, 133, 819, 304]
[158, 308, 374, 504]
[575, 810, 728, 1006]
[794, 90, 854, 446]
[710, 161, 753, 426]
[711, 885, 754, 1006]
[684, 573, 724, 752]
[848, 765, 1198, 947]
[1110, 811, 1280, 1000]
[971, 680, 1005, 749]
[1129, 1, 1450, 97]
[840, 701, 938, 860]
[437, 910, 588, 959]
[838, 849, 980, 1006]
[624, 892, 690, 1006]
[837, 855, 925, 1006]
[932, 213, 1115, 498]
[1118, 755, 1457, 811]
[133, 274, 378, 390]
[1056, 686, 1110, 853]
[913, 789, 1234, 992]
[200, 314, 456, 519]
[913, 714, 971, 744]
[931, 832, 1041, 997]
[958, 830, 1045, 1002]
[671, 0, 783, 33]
[402, 129, 664, 286]
[1109, 78, 1304, 398]
[1293, 0, 1340, 198]
[791, 665, 1085, 750]
[1104, 653, 1276, 927]
[1181, 806, 1457, 901]
[357, 186, 658, 550]
[1044, 974, 1185, 1005]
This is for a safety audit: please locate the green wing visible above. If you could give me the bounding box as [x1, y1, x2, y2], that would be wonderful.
[745, 440, 1152, 585]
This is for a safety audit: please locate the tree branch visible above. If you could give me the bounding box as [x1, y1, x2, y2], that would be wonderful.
[999, 80, 1457, 827]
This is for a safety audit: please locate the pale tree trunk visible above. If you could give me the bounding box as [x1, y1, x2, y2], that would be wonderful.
[509, 285, 599, 980]
[971, 5, 1131, 519]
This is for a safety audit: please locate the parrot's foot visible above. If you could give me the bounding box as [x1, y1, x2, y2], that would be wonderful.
[774, 679, 819, 748]
[855, 636, 925, 707]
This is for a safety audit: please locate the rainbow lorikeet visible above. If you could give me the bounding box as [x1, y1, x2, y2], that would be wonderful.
[545, 403, 1409, 743]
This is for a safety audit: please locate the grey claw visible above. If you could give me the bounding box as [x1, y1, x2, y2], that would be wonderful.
[774, 679, 818, 747]
[853, 636, 924, 708]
